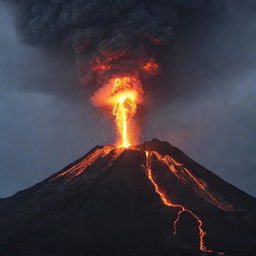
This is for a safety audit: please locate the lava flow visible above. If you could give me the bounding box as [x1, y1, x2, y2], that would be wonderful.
[91, 76, 143, 148]
[145, 151, 224, 254]
[150, 151, 234, 212]
[52, 146, 124, 181]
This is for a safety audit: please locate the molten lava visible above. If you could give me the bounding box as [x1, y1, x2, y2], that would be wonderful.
[145, 151, 224, 254]
[52, 146, 124, 180]
[150, 151, 234, 212]
[112, 78, 137, 147]
[91, 76, 143, 148]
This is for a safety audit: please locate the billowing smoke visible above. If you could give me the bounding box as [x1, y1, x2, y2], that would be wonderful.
[8, 0, 224, 89]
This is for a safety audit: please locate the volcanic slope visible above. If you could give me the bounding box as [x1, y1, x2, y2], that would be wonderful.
[0, 139, 256, 256]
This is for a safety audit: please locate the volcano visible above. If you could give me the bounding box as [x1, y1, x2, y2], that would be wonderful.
[0, 139, 256, 256]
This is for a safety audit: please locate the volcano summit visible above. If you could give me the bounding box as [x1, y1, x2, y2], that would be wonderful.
[0, 139, 256, 256]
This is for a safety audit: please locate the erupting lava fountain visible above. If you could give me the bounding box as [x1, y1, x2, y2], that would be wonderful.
[91, 75, 144, 148]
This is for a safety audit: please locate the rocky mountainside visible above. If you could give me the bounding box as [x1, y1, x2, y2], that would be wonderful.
[0, 139, 255, 256]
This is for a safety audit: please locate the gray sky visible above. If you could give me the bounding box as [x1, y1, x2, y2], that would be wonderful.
[0, 2, 255, 198]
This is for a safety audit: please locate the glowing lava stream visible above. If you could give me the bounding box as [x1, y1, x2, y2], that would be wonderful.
[52, 146, 124, 181]
[151, 151, 233, 211]
[145, 151, 224, 254]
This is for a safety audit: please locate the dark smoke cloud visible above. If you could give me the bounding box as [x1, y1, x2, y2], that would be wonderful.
[8, 0, 225, 88]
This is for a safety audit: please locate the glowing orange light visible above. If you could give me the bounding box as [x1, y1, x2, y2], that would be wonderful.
[151, 151, 234, 212]
[52, 146, 124, 181]
[145, 151, 224, 254]
[90, 76, 143, 148]
[112, 78, 137, 147]
[143, 58, 159, 73]
[91, 64, 110, 74]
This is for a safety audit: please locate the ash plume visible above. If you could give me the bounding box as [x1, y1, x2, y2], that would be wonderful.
[8, 0, 225, 89]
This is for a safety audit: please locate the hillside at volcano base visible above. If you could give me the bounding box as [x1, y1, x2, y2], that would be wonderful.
[0, 139, 256, 256]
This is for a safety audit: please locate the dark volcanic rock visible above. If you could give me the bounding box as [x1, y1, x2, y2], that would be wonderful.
[0, 139, 255, 256]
